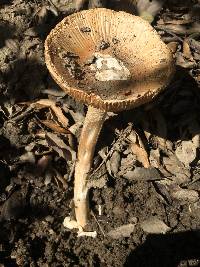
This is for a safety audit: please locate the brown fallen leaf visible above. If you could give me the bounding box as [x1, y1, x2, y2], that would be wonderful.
[167, 41, 178, 53]
[163, 19, 193, 25]
[156, 22, 200, 35]
[131, 143, 150, 168]
[35, 99, 69, 128]
[45, 132, 76, 161]
[123, 167, 162, 181]
[149, 148, 161, 168]
[128, 129, 150, 168]
[40, 119, 71, 134]
[140, 217, 171, 234]
[189, 38, 200, 53]
[162, 154, 190, 184]
[149, 149, 171, 177]
[175, 140, 197, 166]
[170, 185, 199, 203]
[176, 52, 196, 69]
[183, 39, 193, 59]
[119, 153, 137, 174]
[53, 168, 68, 189]
[107, 223, 137, 239]
[19, 152, 35, 164]
[109, 150, 121, 176]
[155, 179, 173, 204]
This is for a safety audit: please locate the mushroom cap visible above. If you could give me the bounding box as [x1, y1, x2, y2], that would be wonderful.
[45, 8, 174, 112]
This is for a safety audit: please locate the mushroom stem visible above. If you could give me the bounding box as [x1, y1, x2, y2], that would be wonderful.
[75, 0, 86, 10]
[74, 105, 106, 227]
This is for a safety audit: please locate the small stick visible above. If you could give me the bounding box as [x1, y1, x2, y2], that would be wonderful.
[91, 210, 105, 237]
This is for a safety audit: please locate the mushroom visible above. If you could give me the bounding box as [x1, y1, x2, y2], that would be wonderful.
[45, 8, 174, 229]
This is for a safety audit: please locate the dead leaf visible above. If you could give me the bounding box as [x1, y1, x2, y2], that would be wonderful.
[162, 155, 191, 184]
[123, 167, 162, 181]
[40, 120, 71, 134]
[35, 99, 69, 128]
[53, 168, 68, 189]
[119, 153, 137, 175]
[167, 41, 178, 53]
[69, 122, 82, 136]
[149, 148, 161, 168]
[128, 129, 150, 168]
[189, 38, 200, 53]
[156, 23, 200, 35]
[183, 39, 193, 59]
[45, 132, 76, 161]
[109, 150, 121, 175]
[176, 52, 196, 68]
[155, 179, 173, 204]
[131, 143, 150, 168]
[150, 149, 171, 177]
[5, 39, 19, 53]
[163, 18, 193, 25]
[140, 217, 171, 234]
[44, 170, 53, 186]
[107, 223, 136, 239]
[175, 140, 197, 166]
[19, 152, 35, 164]
[156, 24, 187, 35]
[42, 88, 66, 97]
[98, 147, 115, 178]
[170, 186, 199, 203]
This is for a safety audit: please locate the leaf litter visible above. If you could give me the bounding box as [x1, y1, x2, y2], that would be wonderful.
[0, 0, 200, 266]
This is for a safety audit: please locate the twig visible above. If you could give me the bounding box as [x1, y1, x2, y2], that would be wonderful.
[91, 210, 105, 237]
[155, 26, 184, 42]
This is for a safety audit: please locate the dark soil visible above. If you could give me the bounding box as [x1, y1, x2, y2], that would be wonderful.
[0, 1, 200, 267]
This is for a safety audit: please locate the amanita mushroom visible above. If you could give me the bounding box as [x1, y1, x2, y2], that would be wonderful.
[45, 8, 174, 229]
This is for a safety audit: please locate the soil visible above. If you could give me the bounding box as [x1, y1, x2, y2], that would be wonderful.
[0, 1, 200, 267]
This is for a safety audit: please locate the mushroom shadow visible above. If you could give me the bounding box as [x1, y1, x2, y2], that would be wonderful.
[32, 8, 74, 41]
[125, 230, 200, 267]
[2, 57, 48, 102]
[114, 67, 200, 143]
[0, 20, 17, 49]
[0, 0, 12, 6]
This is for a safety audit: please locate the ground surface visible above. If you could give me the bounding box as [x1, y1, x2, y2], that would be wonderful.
[0, 0, 200, 266]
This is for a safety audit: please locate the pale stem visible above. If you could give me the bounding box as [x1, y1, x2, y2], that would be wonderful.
[75, 0, 85, 10]
[74, 105, 106, 227]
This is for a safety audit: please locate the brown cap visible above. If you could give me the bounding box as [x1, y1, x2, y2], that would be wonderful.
[45, 8, 174, 112]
